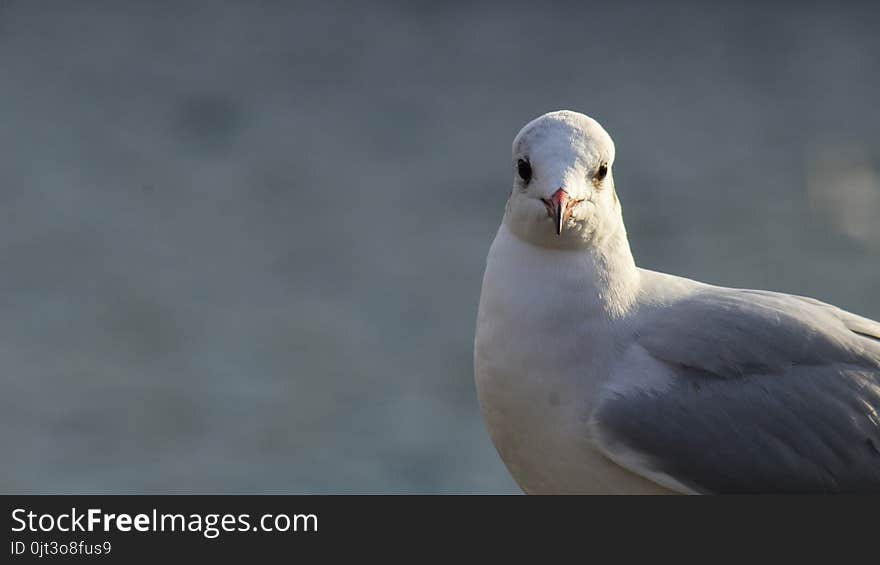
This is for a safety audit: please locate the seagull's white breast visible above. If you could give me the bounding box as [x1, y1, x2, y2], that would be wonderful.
[474, 225, 673, 494]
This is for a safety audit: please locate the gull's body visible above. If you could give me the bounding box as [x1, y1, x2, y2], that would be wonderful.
[474, 110, 880, 494]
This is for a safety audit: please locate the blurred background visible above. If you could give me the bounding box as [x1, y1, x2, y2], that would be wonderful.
[1, 0, 878, 493]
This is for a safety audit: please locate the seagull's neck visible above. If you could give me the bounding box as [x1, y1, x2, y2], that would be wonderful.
[579, 223, 641, 318]
[494, 218, 640, 320]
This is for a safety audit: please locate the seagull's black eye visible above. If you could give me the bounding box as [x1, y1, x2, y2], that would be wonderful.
[596, 163, 608, 181]
[517, 159, 532, 183]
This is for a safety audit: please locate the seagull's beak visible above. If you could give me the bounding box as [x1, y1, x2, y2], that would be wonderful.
[543, 188, 572, 236]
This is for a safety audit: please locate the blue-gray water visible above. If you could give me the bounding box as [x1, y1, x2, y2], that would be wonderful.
[2, 1, 878, 493]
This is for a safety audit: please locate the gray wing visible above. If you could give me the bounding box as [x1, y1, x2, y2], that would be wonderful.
[595, 288, 880, 493]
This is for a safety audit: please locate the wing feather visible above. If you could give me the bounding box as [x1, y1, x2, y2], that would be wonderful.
[595, 288, 880, 493]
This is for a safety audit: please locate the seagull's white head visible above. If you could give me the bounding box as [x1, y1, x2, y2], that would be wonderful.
[505, 110, 619, 250]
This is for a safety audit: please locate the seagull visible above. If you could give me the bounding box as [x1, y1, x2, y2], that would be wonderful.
[474, 110, 880, 494]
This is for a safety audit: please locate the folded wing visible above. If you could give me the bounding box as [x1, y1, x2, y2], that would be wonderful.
[594, 288, 880, 493]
